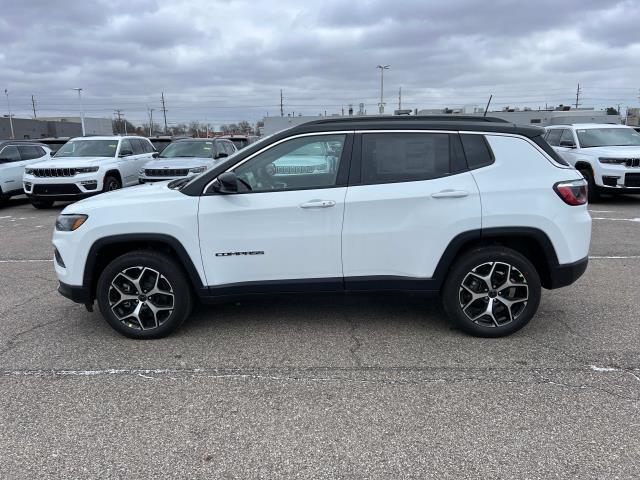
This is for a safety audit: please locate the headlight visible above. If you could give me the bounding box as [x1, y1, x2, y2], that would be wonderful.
[139, 168, 145, 175]
[75, 166, 99, 173]
[25, 168, 34, 175]
[55, 214, 88, 231]
[598, 157, 627, 164]
[189, 166, 208, 173]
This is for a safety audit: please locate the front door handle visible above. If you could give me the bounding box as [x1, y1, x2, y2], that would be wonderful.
[431, 190, 469, 199]
[299, 200, 336, 208]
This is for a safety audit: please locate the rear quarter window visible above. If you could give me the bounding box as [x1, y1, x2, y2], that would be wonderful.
[460, 134, 494, 169]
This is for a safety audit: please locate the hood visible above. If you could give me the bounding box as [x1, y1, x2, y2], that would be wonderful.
[63, 181, 180, 213]
[30, 156, 113, 168]
[144, 157, 216, 169]
[580, 146, 640, 158]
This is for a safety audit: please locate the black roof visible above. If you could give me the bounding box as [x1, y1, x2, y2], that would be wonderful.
[291, 115, 544, 138]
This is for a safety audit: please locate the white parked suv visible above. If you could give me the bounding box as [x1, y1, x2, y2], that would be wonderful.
[23, 136, 156, 208]
[52, 116, 591, 339]
[0, 141, 51, 204]
[544, 123, 640, 201]
[139, 138, 237, 183]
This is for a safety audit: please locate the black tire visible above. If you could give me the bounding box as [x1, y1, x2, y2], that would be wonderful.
[103, 175, 121, 192]
[442, 246, 541, 338]
[96, 250, 193, 339]
[578, 168, 601, 203]
[30, 199, 54, 209]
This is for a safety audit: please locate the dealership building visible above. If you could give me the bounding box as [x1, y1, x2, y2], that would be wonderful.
[0, 116, 113, 140]
[262, 107, 621, 135]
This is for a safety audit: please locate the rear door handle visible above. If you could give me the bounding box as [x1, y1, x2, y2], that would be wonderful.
[431, 190, 469, 199]
[299, 200, 336, 208]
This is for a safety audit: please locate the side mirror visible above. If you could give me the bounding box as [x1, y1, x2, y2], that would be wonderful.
[119, 149, 133, 157]
[559, 141, 575, 148]
[212, 171, 238, 194]
[216, 152, 228, 159]
[152, 152, 159, 158]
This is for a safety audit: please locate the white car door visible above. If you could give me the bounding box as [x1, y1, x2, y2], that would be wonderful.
[197, 133, 351, 291]
[342, 132, 481, 287]
[0, 145, 23, 194]
[116, 138, 138, 186]
[133, 138, 154, 173]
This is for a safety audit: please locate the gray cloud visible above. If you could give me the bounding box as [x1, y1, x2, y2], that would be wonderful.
[0, 0, 638, 126]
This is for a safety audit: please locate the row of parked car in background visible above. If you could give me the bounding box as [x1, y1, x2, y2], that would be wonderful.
[0, 134, 256, 208]
[1, 123, 640, 208]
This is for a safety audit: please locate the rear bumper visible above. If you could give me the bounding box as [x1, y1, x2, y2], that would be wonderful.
[547, 256, 588, 289]
[58, 281, 91, 304]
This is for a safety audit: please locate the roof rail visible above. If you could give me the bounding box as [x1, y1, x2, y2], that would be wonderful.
[302, 115, 510, 126]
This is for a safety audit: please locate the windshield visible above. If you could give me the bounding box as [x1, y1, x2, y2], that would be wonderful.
[55, 140, 118, 158]
[160, 141, 215, 158]
[576, 128, 640, 148]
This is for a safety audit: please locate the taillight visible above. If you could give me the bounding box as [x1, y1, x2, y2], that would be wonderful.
[553, 179, 588, 205]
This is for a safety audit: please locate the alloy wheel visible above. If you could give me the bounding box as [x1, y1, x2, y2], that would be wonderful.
[108, 266, 174, 330]
[458, 261, 529, 327]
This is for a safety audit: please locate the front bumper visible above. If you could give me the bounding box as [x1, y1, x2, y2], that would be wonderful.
[547, 256, 588, 289]
[58, 281, 91, 304]
[139, 174, 196, 183]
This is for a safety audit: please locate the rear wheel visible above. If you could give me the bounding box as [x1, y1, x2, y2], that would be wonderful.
[30, 199, 54, 209]
[442, 247, 541, 337]
[578, 168, 601, 203]
[103, 175, 121, 192]
[96, 251, 193, 339]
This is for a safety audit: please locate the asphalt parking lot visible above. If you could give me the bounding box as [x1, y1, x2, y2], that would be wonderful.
[1, 196, 639, 478]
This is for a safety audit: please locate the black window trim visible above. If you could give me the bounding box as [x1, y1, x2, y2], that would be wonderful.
[202, 131, 354, 196]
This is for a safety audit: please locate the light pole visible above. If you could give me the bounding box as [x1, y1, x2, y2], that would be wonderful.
[376, 65, 390, 114]
[148, 108, 154, 136]
[4, 89, 15, 139]
[73, 88, 86, 136]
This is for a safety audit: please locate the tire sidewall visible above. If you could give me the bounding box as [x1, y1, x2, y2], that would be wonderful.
[442, 247, 541, 337]
[96, 251, 192, 339]
[103, 176, 121, 192]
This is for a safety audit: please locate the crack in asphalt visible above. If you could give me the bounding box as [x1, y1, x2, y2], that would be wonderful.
[1, 365, 638, 402]
[0, 317, 62, 358]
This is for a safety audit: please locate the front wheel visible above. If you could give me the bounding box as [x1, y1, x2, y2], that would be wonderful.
[442, 247, 541, 337]
[103, 175, 121, 192]
[96, 250, 193, 339]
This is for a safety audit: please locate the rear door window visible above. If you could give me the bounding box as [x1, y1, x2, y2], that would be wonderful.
[360, 133, 459, 184]
[131, 138, 144, 155]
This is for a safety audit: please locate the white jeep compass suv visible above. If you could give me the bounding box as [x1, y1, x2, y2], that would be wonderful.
[544, 123, 640, 202]
[53, 117, 591, 339]
[23, 135, 156, 208]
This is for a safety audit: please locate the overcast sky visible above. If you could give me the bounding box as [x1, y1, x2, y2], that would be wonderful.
[1, 0, 639, 127]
